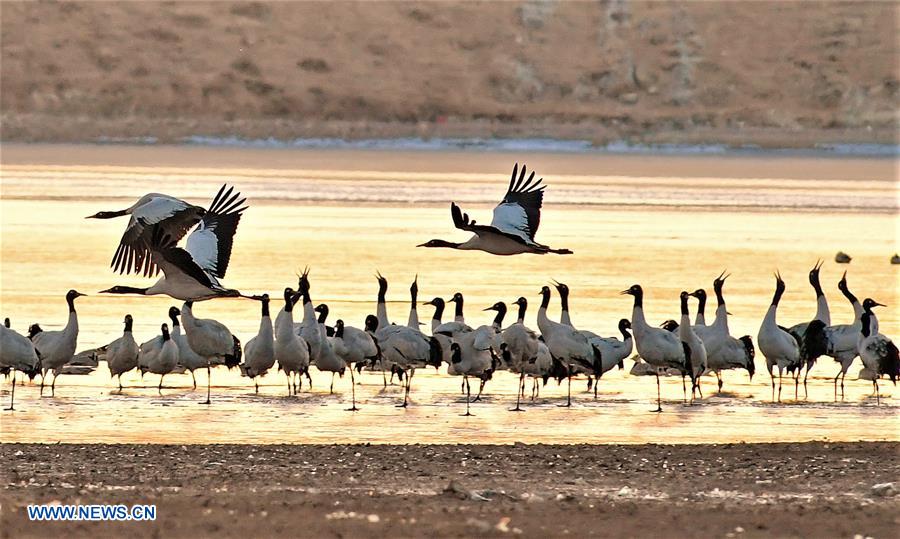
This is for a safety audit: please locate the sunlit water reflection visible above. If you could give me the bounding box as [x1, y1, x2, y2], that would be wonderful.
[1, 145, 897, 444]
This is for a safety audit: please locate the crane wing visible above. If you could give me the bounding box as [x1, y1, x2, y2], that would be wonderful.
[184, 185, 247, 279]
[490, 163, 544, 241]
[111, 195, 200, 277]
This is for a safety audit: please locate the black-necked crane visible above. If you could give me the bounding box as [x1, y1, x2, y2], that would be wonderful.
[105, 314, 139, 391]
[241, 294, 276, 393]
[499, 297, 540, 411]
[448, 305, 502, 414]
[758, 273, 802, 402]
[801, 272, 865, 399]
[695, 274, 755, 393]
[432, 293, 473, 337]
[407, 276, 420, 329]
[858, 305, 898, 405]
[180, 301, 242, 404]
[296, 270, 323, 374]
[88, 184, 241, 276]
[621, 284, 689, 412]
[552, 281, 617, 395]
[371, 275, 443, 407]
[331, 317, 382, 411]
[787, 260, 830, 394]
[581, 319, 634, 398]
[0, 318, 41, 410]
[678, 291, 707, 401]
[274, 287, 311, 396]
[536, 286, 602, 407]
[418, 163, 572, 256]
[99, 186, 247, 301]
[139, 323, 179, 393]
[29, 289, 86, 397]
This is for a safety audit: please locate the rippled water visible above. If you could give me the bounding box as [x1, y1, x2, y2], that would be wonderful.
[1, 144, 898, 444]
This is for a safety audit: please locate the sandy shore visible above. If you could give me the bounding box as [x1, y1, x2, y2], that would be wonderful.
[2, 442, 897, 538]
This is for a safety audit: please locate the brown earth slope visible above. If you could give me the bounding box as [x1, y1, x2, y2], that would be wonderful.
[1, 1, 898, 146]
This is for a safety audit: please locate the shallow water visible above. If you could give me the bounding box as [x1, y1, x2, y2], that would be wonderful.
[1, 145, 898, 444]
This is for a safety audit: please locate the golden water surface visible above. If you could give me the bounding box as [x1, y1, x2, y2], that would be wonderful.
[1, 144, 898, 444]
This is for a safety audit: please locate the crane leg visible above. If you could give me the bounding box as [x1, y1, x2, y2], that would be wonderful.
[199, 362, 211, 405]
[652, 373, 663, 413]
[802, 367, 810, 399]
[716, 372, 723, 393]
[347, 364, 359, 412]
[462, 375, 473, 416]
[875, 379, 880, 405]
[159, 374, 165, 394]
[511, 372, 525, 412]
[330, 372, 335, 394]
[559, 368, 573, 408]
[4, 375, 15, 411]
[118, 374, 124, 392]
[51, 372, 57, 397]
[474, 378, 485, 402]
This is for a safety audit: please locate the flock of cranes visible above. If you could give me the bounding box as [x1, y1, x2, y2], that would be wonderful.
[1, 165, 898, 414]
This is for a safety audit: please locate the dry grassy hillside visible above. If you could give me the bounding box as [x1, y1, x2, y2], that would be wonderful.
[1, 1, 897, 146]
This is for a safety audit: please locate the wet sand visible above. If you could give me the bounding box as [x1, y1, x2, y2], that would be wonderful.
[1, 443, 898, 538]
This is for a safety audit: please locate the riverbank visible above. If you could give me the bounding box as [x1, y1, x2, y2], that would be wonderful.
[1, 442, 897, 538]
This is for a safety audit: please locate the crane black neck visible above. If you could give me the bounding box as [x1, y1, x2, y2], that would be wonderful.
[317, 305, 329, 324]
[631, 289, 643, 309]
[680, 295, 689, 316]
[516, 300, 527, 323]
[618, 320, 631, 339]
[283, 290, 294, 313]
[840, 283, 858, 305]
[696, 293, 706, 315]
[124, 317, 133, 333]
[559, 290, 569, 312]
[67, 295, 78, 313]
[811, 279, 824, 298]
[492, 304, 507, 327]
[162, 325, 171, 341]
[540, 290, 551, 310]
[335, 321, 344, 339]
[714, 286, 725, 306]
[169, 311, 180, 327]
[261, 298, 270, 317]
[860, 313, 872, 338]
[772, 284, 785, 306]
[430, 299, 445, 321]
[377, 286, 387, 305]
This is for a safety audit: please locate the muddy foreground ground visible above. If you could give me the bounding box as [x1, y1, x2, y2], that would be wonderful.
[1, 442, 898, 538]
